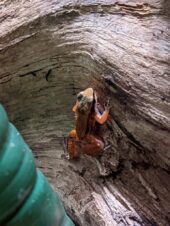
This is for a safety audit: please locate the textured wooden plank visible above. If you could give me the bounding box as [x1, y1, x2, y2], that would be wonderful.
[0, 0, 170, 225]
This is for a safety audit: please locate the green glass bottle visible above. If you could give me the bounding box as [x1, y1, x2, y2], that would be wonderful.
[0, 105, 74, 226]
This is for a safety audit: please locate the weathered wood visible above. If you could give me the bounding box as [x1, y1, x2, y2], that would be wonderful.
[0, 0, 170, 225]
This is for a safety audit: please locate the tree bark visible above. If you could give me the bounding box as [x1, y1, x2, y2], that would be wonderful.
[0, 0, 170, 225]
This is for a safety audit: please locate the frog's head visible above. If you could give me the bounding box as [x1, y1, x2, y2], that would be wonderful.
[73, 88, 94, 115]
[72, 88, 95, 139]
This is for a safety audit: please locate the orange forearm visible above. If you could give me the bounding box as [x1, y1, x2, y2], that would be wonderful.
[94, 110, 109, 124]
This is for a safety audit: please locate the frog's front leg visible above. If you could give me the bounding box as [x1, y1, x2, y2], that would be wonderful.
[94, 110, 109, 124]
[94, 93, 110, 124]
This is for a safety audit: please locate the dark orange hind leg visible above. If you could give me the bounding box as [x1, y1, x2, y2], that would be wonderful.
[81, 134, 105, 157]
[66, 129, 79, 159]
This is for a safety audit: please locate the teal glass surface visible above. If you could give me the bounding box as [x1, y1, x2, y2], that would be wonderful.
[0, 105, 74, 226]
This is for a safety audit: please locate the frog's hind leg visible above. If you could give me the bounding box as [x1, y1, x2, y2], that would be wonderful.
[82, 135, 104, 157]
[67, 129, 79, 160]
[104, 140, 112, 151]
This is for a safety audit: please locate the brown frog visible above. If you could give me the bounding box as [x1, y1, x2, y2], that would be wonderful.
[65, 88, 110, 159]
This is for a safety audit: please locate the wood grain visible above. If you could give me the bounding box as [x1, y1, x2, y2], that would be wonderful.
[0, 1, 170, 225]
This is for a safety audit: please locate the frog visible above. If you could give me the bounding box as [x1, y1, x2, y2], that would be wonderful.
[64, 87, 110, 159]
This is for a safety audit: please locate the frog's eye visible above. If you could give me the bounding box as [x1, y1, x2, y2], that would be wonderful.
[77, 92, 83, 101]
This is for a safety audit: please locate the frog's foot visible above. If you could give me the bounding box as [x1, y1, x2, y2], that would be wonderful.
[104, 140, 112, 151]
[95, 158, 112, 176]
[63, 137, 68, 153]
[63, 137, 70, 160]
